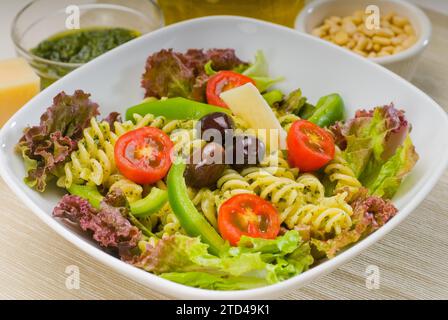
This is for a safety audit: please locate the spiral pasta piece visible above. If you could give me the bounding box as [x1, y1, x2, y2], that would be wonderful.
[239, 165, 348, 238]
[154, 203, 183, 237]
[324, 147, 362, 200]
[282, 192, 353, 238]
[57, 118, 117, 189]
[296, 173, 325, 203]
[259, 151, 299, 180]
[169, 127, 204, 160]
[241, 167, 302, 211]
[189, 188, 219, 229]
[107, 174, 143, 203]
[214, 169, 254, 207]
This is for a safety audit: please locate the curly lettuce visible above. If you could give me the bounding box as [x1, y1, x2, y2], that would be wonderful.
[53, 190, 141, 249]
[129, 230, 313, 290]
[16, 90, 100, 192]
[331, 104, 418, 199]
[141, 48, 247, 101]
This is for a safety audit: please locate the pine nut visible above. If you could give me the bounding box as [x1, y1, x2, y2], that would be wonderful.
[373, 36, 392, 46]
[311, 11, 417, 58]
[392, 16, 409, 28]
[375, 28, 394, 38]
[334, 31, 349, 45]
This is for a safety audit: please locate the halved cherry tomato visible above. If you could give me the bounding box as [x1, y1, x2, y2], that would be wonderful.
[287, 120, 335, 172]
[206, 71, 255, 108]
[114, 127, 174, 185]
[218, 194, 280, 246]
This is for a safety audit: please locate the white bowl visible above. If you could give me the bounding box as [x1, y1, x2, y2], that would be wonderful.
[1, 16, 447, 299]
[295, 0, 432, 80]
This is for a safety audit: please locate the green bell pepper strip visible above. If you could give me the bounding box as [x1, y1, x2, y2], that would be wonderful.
[130, 187, 168, 218]
[308, 93, 345, 128]
[167, 162, 225, 256]
[67, 184, 104, 209]
[126, 97, 231, 121]
[262, 90, 283, 107]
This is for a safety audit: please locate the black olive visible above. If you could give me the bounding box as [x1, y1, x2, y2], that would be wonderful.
[184, 142, 226, 189]
[227, 135, 266, 171]
[196, 112, 235, 146]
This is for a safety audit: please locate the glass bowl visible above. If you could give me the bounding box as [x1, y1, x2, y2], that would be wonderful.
[11, 0, 163, 88]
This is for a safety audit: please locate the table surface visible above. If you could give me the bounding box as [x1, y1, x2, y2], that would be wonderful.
[1, 8, 447, 300]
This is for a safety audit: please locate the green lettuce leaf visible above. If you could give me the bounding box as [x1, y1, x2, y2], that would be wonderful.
[131, 230, 313, 290]
[242, 50, 284, 92]
[242, 50, 269, 77]
[161, 272, 266, 290]
[252, 76, 284, 93]
[366, 135, 419, 199]
[331, 104, 418, 199]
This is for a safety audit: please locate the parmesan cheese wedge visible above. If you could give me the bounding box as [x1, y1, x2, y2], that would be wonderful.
[0, 58, 40, 127]
[220, 83, 287, 150]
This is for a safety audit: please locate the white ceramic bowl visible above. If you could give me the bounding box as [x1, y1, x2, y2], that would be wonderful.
[1, 16, 447, 299]
[295, 0, 432, 80]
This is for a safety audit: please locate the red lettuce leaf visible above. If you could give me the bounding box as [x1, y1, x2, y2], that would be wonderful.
[53, 190, 141, 249]
[16, 90, 99, 192]
[312, 189, 398, 258]
[102, 112, 122, 132]
[141, 48, 247, 101]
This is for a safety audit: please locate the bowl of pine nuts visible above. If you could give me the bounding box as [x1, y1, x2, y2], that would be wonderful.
[295, 0, 431, 80]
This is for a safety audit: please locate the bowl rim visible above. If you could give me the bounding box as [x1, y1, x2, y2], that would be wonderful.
[10, 0, 164, 69]
[1, 15, 448, 300]
[295, 0, 432, 65]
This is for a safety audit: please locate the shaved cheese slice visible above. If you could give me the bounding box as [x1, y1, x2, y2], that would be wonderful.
[220, 83, 287, 150]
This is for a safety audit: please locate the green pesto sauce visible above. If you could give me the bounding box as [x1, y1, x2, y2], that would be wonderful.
[31, 27, 140, 64]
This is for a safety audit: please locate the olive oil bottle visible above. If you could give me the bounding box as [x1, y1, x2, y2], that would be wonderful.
[157, 0, 305, 28]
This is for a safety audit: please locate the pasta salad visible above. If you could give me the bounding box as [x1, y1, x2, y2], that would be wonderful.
[16, 48, 418, 290]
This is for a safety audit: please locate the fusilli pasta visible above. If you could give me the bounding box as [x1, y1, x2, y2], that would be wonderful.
[324, 147, 362, 200]
[189, 188, 219, 229]
[57, 117, 117, 189]
[56, 114, 195, 197]
[281, 192, 353, 238]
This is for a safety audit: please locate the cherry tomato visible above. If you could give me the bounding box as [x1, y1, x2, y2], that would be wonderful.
[287, 120, 335, 172]
[218, 194, 280, 246]
[114, 127, 173, 185]
[206, 71, 255, 108]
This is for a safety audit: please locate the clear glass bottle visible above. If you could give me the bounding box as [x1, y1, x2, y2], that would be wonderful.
[157, 0, 305, 28]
